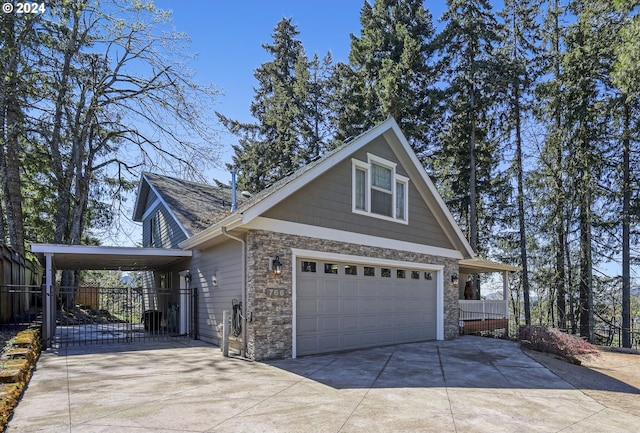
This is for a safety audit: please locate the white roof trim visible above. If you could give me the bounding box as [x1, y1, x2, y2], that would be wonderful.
[245, 217, 464, 260]
[182, 118, 475, 258]
[139, 173, 191, 238]
[179, 215, 244, 249]
[31, 243, 191, 257]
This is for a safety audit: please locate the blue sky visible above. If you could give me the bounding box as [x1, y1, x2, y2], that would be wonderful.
[151, 0, 451, 182]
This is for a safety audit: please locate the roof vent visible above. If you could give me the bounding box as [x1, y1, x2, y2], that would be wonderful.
[241, 191, 252, 198]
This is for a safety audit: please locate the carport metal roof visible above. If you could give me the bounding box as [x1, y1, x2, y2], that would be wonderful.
[31, 244, 192, 271]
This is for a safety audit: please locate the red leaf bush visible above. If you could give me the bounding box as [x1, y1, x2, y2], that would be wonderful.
[518, 325, 599, 362]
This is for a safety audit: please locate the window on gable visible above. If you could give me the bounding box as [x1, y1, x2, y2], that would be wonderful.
[355, 168, 367, 211]
[352, 154, 409, 223]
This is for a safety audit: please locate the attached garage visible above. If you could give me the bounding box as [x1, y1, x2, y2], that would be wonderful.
[293, 250, 443, 357]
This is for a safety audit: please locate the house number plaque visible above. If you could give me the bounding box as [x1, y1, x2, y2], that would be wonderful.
[266, 287, 287, 298]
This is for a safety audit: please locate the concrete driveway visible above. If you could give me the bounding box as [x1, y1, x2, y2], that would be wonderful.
[7, 336, 640, 433]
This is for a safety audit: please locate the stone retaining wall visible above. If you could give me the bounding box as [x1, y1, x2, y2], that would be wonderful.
[0, 328, 41, 430]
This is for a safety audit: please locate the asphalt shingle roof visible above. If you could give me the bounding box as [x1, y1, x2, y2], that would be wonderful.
[143, 172, 243, 236]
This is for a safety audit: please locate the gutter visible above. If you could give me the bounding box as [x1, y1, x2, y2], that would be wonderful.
[179, 215, 243, 249]
[221, 226, 247, 358]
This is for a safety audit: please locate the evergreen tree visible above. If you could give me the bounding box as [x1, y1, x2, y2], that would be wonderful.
[497, 0, 545, 325]
[612, 0, 640, 97]
[432, 0, 506, 257]
[333, 0, 438, 159]
[533, 0, 572, 330]
[219, 18, 331, 192]
[0, 10, 40, 254]
[558, 0, 622, 341]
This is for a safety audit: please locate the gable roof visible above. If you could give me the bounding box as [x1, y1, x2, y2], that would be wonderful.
[132, 172, 241, 237]
[179, 118, 476, 259]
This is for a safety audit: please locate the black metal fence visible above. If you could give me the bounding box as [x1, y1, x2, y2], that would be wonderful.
[594, 325, 640, 350]
[1, 285, 198, 348]
[54, 285, 198, 346]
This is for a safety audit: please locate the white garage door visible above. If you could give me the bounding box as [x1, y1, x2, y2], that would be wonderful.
[296, 258, 438, 356]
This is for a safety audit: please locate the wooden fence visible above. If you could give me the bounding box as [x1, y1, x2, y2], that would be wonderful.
[0, 243, 43, 323]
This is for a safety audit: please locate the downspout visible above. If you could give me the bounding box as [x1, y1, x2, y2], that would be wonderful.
[221, 226, 247, 358]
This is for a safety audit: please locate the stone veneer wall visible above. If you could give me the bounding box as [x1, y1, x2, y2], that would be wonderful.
[245, 229, 461, 361]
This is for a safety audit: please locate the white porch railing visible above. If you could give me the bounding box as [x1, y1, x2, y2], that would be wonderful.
[458, 300, 508, 320]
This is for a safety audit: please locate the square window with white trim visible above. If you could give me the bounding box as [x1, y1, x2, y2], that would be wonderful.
[364, 266, 375, 277]
[301, 261, 316, 272]
[352, 154, 409, 223]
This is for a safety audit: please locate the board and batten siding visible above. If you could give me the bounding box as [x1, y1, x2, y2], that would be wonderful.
[262, 135, 453, 250]
[142, 205, 187, 249]
[189, 239, 243, 345]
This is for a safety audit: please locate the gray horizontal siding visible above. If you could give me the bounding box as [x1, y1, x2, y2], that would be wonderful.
[189, 239, 243, 345]
[262, 136, 454, 250]
[142, 205, 187, 248]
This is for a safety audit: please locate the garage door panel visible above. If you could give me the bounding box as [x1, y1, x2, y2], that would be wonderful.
[298, 317, 318, 333]
[298, 298, 319, 316]
[296, 258, 438, 356]
[318, 316, 340, 332]
[319, 280, 340, 297]
[320, 298, 339, 313]
[341, 281, 359, 296]
[359, 298, 378, 313]
[340, 315, 359, 329]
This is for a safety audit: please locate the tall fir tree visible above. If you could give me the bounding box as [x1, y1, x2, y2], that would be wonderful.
[432, 0, 507, 258]
[219, 18, 332, 192]
[496, 0, 545, 325]
[333, 0, 438, 160]
[533, 0, 573, 330]
[558, 0, 622, 341]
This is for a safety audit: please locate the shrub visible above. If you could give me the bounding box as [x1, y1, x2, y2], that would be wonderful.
[518, 325, 599, 362]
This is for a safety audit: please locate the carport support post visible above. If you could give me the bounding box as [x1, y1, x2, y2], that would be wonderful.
[222, 310, 230, 357]
[178, 271, 191, 336]
[43, 253, 54, 348]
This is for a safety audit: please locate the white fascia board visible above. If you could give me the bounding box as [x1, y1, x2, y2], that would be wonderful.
[383, 124, 476, 259]
[132, 173, 148, 221]
[143, 174, 191, 239]
[241, 119, 400, 223]
[140, 198, 161, 222]
[178, 215, 244, 249]
[30, 244, 192, 257]
[245, 217, 464, 260]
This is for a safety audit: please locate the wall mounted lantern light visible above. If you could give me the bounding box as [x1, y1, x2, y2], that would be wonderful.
[451, 273, 459, 283]
[212, 270, 218, 287]
[270, 256, 283, 275]
[185, 270, 192, 285]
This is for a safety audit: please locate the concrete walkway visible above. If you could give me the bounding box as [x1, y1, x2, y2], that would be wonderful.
[6, 336, 640, 433]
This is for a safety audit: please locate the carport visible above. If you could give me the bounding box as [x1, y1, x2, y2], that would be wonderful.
[31, 244, 192, 348]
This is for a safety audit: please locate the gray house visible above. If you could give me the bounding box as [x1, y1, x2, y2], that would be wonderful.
[132, 118, 513, 360]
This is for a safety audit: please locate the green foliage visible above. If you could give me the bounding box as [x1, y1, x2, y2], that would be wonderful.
[334, 0, 437, 158]
[612, 1, 640, 97]
[220, 18, 333, 193]
[431, 0, 508, 255]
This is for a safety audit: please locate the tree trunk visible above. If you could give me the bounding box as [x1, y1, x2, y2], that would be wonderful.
[622, 101, 631, 348]
[0, 14, 25, 255]
[578, 142, 593, 341]
[514, 84, 531, 326]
